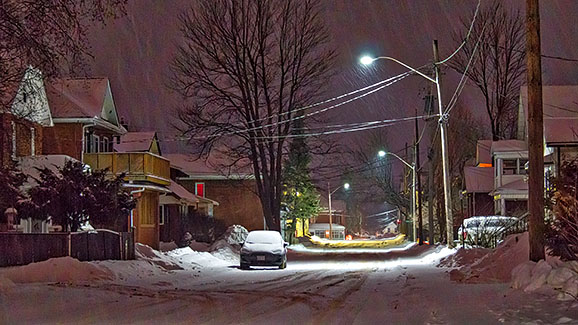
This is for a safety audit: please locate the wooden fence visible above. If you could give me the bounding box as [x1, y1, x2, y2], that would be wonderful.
[0, 230, 134, 267]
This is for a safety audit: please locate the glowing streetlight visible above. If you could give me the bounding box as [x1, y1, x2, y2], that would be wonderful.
[360, 55, 375, 66]
[327, 182, 350, 240]
[377, 150, 416, 241]
[360, 50, 454, 247]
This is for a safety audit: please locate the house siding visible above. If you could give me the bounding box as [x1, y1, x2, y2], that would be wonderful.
[0, 113, 43, 167]
[42, 123, 83, 159]
[177, 179, 264, 231]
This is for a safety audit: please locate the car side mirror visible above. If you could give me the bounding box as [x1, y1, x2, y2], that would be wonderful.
[283, 242, 289, 247]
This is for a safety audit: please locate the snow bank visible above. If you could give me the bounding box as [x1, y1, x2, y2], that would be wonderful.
[512, 259, 578, 301]
[449, 232, 530, 283]
[207, 225, 248, 264]
[0, 257, 113, 284]
[437, 247, 490, 268]
[210, 225, 248, 251]
[448, 232, 562, 284]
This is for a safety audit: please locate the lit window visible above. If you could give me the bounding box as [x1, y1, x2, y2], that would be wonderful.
[195, 182, 205, 197]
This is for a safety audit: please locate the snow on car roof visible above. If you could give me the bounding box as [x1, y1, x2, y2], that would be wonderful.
[245, 230, 282, 243]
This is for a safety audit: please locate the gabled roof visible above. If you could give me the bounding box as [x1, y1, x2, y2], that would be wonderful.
[1, 66, 53, 126]
[464, 166, 494, 193]
[114, 132, 160, 154]
[166, 153, 254, 180]
[46, 78, 121, 128]
[520, 85, 578, 145]
[491, 140, 527, 154]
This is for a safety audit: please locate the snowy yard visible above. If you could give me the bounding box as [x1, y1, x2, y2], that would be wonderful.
[1, 234, 578, 324]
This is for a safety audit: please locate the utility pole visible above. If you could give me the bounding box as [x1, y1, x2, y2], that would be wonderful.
[415, 107, 423, 245]
[327, 182, 333, 240]
[425, 88, 435, 245]
[433, 40, 454, 247]
[526, 0, 546, 261]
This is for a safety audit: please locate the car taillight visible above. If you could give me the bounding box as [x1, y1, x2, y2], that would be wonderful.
[463, 231, 467, 239]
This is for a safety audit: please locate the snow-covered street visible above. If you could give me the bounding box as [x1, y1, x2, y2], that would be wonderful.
[2, 241, 578, 324]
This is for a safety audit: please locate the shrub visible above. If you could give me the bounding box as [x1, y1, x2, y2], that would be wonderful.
[545, 159, 578, 260]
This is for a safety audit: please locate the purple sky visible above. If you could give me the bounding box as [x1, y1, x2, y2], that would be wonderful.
[86, 0, 578, 155]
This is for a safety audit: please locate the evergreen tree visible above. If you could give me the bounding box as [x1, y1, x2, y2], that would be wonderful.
[0, 164, 26, 223]
[21, 161, 135, 232]
[281, 120, 320, 242]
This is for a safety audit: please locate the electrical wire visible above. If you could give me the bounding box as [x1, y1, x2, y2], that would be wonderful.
[435, 0, 482, 65]
[444, 21, 488, 115]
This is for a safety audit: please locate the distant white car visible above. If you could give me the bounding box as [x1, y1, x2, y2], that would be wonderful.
[240, 230, 288, 270]
[458, 216, 518, 245]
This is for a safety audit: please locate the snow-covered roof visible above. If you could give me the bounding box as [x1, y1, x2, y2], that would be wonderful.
[491, 140, 527, 154]
[520, 85, 578, 145]
[167, 153, 254, 179]
[114, 132, 158, 153]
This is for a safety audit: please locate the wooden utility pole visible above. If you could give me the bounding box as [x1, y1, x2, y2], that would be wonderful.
[415, 107, 423, 245]
[526, 0, 546, 261]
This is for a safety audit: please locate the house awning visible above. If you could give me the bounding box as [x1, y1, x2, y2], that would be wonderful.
[490, 179, 528, 199]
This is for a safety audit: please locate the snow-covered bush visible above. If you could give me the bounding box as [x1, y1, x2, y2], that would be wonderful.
[545, 159, 578, 260]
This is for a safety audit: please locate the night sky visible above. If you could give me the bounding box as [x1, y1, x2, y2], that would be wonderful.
[86, 0, 578, 154]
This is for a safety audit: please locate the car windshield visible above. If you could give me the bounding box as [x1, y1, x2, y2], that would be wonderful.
[465, 219, 481, 227]
[245, 231, 281, 244]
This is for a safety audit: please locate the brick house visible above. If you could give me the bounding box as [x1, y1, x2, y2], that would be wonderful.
[43, 80, 170, 249]
[166, 154, 264, 231]
[43, 78, 126, 159]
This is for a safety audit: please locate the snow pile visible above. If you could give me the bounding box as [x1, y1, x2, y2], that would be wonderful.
[166, 247, 231, 267]
[210, 225, 248, 250]
[0, 275, 15, 291]
[207, 225, 248, 264]
[511, 259, 578, 301]
[438, 247, 490, 268]
[135, 243, 184, 270]
[0, 257, 113, 284]
[449, 232, 530, 283]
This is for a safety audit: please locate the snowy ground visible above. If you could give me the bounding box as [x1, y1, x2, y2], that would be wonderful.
[1, 240, 578, 324]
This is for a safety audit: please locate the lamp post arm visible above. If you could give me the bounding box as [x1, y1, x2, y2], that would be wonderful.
[374, 56, 437, 84]
[388, 151, 414, 170]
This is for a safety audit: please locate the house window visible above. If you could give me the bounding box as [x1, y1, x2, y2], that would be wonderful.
[159, 205, 167, 225]
[195, 182, 205, 197]
[503, 159, 517, 175]
[93, 135, 100, 153]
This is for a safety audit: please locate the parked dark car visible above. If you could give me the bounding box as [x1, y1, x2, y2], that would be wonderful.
[240, 230, 288, 269]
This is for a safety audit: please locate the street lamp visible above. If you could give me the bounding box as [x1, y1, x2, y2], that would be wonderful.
[378, 150, 416, 241]
[361, 48, 454, 247]
[327, 182, 350, 240]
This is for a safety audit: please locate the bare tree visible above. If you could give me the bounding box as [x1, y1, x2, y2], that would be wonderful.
[169, 0, 336, 231]
[350, 130, 412, 224]
[0, 0, 127, 111]
[449, 1, 526, 140]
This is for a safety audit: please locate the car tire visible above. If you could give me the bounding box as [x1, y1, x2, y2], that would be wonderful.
[240, 263, 250, 270]
[278, 259, 287, 269]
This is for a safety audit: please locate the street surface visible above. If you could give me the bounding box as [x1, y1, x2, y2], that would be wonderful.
[2, 244, 577, 324]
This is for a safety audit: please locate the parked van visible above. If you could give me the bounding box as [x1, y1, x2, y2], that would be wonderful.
[458, 216, 519, 247]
